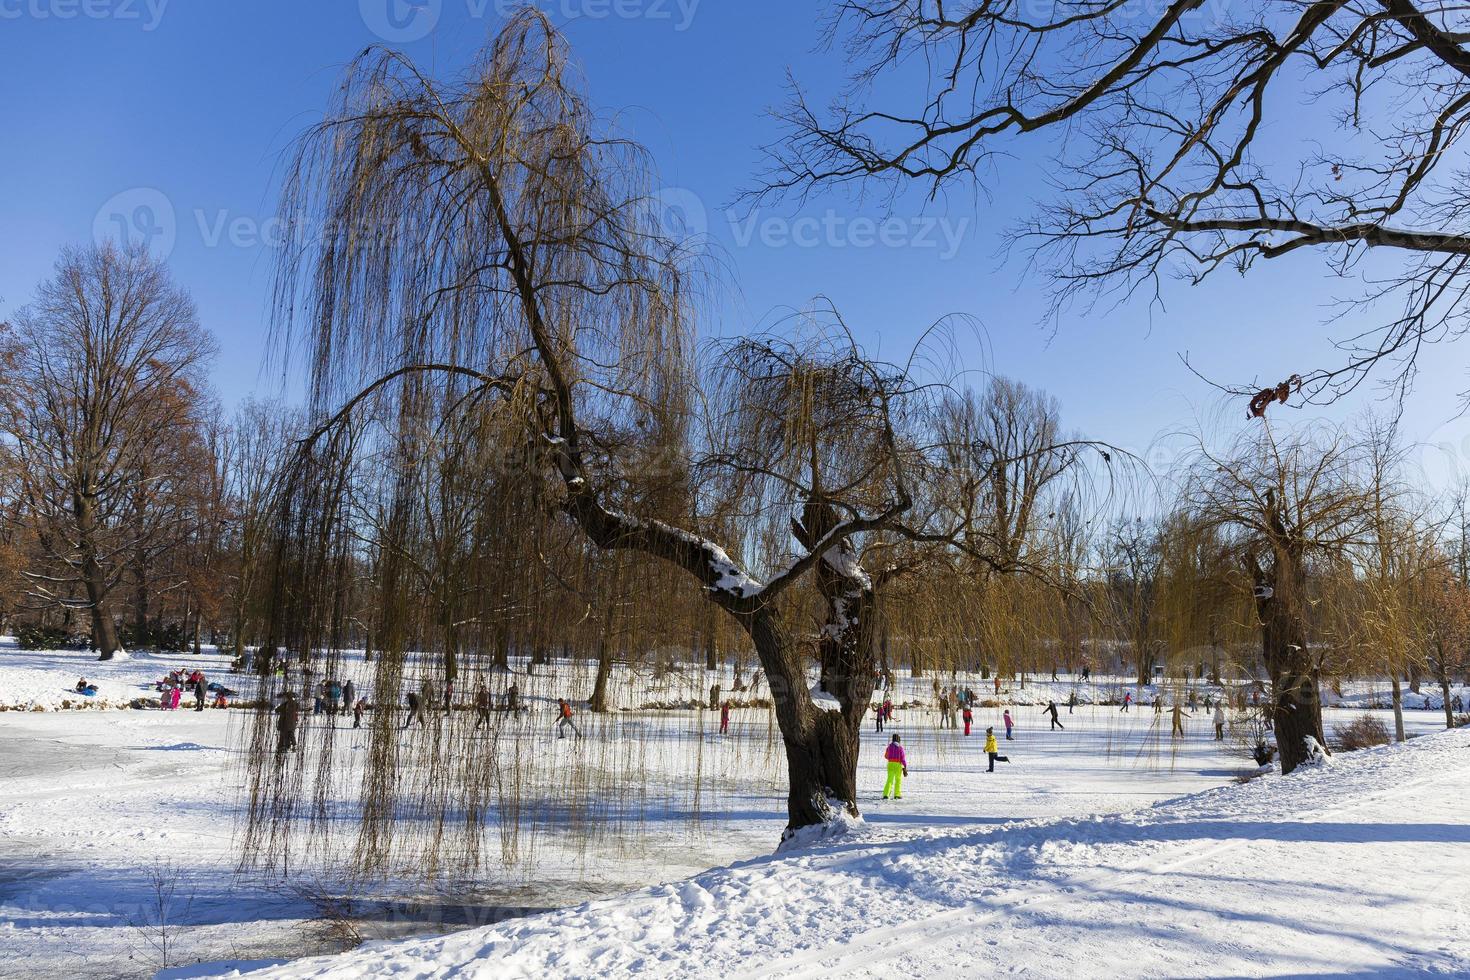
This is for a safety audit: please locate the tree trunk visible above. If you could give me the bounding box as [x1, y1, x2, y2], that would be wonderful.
[745, 610, 868, 832]
[1254, 554, 1326, 774]
[90, 600, 121, 661]
[589, 638, 615, 712]
[76, 496, 120, 660]
[1391, 676, 1406, 742]
[1440, 677, 1455, 730]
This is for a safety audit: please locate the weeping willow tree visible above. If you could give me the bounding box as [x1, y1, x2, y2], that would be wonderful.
[239, 13, 1115, 874]
[1186, 422, 1374, 773]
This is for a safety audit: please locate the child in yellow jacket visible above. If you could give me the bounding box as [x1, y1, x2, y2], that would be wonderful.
[984, 727, 1010, 773]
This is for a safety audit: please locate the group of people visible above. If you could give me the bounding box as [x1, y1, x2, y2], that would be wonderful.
[313, 677, 357, 718]
[154, 668, 219, 711]
[934, 685, 980, 730]
[873, 696, 898, 732]
[881, 721, 1013, 799]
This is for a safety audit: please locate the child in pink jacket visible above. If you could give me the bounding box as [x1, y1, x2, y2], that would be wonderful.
[882, 734, 908, 799]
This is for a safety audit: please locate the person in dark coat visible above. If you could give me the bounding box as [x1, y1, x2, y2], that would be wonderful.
[402, 690, 424, 729]
[276, 693, 299, 755]
[1042, 700, 1064, 731]
[194, 674, 208, 712]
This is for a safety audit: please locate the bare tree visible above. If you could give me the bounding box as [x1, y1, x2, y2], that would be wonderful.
[765, 1, 1470, 406]
[0, 244, 215, 659]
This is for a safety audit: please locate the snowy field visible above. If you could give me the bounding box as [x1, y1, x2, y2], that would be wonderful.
[0, 643, 1463, 979]
[252, 726, 1470, 979]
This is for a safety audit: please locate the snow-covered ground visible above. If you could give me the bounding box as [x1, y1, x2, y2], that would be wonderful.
[237, 726, 1470, 979]
[1, 643, 1463, 978]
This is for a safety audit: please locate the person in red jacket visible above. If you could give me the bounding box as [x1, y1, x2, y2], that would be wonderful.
[962, 703, 974, 736]
[719, 700, 731, 735]
[882, 734, 908, 799]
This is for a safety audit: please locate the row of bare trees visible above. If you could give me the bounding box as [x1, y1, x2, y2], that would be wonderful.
[0, 244, 306, 661]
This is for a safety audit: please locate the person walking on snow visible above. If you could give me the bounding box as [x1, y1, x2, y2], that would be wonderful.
[882, 734, 907, 799]
[1042, 700, 1064, 731]
[473, 685, 492, 730]
[275, 692, 299, 756]
[962, 703, 974, 736]
[556, 698, 581, 739]
[402, 690, 425, 729]
[193, 674, 207, 712]
[1003, 709, 1015, 740]
[719, 700, 731, 735]
[1213, 701, 1227, 740]
[984, 727, 1010, 772]
[353, 697, 366, 729]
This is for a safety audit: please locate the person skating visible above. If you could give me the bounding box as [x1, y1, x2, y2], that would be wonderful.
[353, 697, 366, 729]
[1213, 700, 1226, 740]
[402, 690, 424, 729]
[1171, 702, 1190, 738]
[1120, 691, 1132, 712]
[275, 692, 299, 756]
[984, 727, 1010, 772]
[874, 700, 885, 733]
[1003, 709, 1015, 740]
[343, 679, 355, 715]
[882, 734, 908, 800]
[882, 696, 894, 726]
[938, 691, 952, 730]
[473, 685, 492, 730]
[1042, 700, 1064, 731]
[556, 698, 581, 739]
[506, 682, 521, 714]
[194, 674, 207, 712]
[719, 700, 731, 735]
[961, 703, 973, 736]
[1067, 690, 1077, 715]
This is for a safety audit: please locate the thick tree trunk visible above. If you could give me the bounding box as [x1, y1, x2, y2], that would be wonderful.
[1255, 554, 1325, 774]
[746, 610, 869, 832]
[1440, 678, 1455, 730]
[90, 601, 121, 661]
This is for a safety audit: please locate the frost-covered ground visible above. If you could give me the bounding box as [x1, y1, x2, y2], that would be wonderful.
[0, 642, 1462, 979]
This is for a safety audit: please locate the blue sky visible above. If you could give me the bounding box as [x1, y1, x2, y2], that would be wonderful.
[2, 0, 1467, 486]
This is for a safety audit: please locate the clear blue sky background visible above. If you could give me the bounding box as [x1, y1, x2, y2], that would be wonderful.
[1, 0, 1467, 487]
